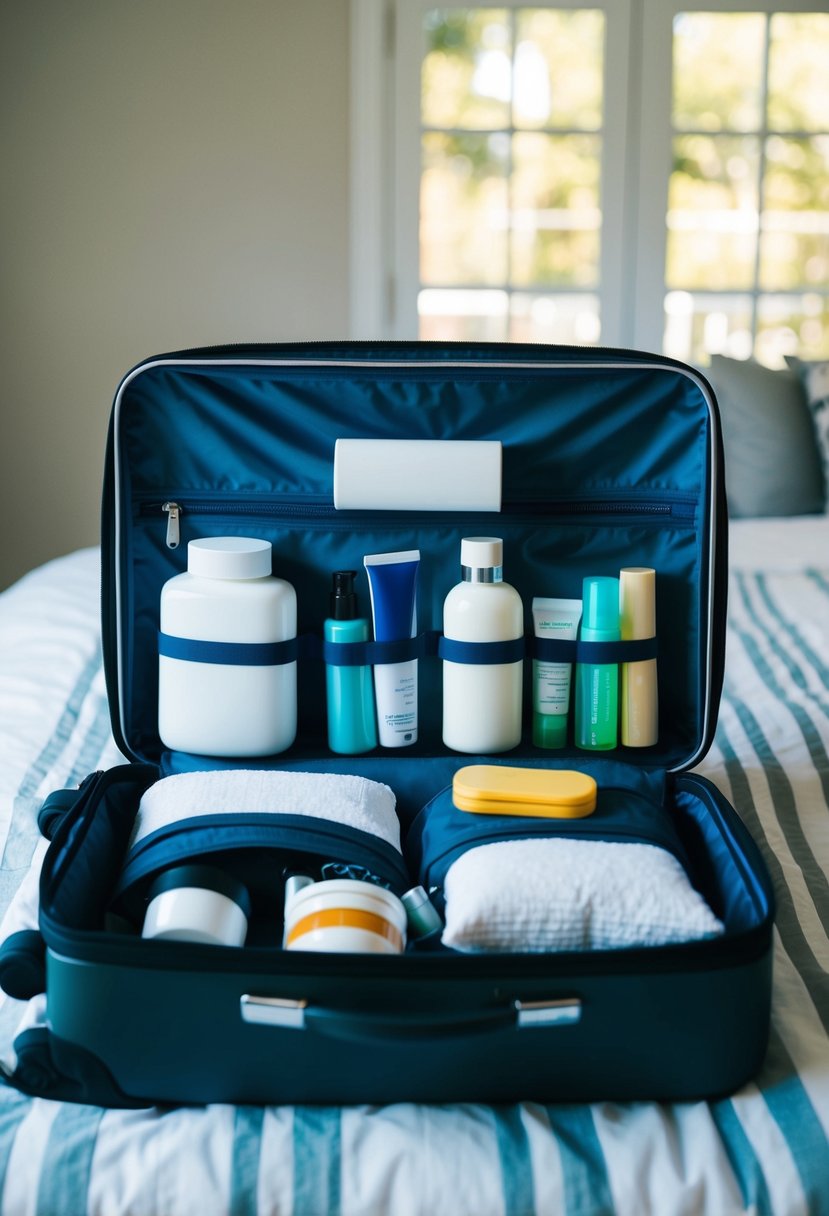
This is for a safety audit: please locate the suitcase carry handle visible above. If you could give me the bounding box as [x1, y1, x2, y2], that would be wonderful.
[240, 994, 581, 1040]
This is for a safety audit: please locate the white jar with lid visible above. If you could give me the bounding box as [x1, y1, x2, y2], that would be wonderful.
[442, 536, 524, 753]
[158, 537, 297, 756]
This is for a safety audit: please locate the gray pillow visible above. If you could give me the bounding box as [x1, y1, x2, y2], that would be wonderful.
[787, 358, 829, 516]
[706, 355, 825, 518]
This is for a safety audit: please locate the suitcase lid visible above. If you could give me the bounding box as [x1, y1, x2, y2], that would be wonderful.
[101, 341, 726, 796]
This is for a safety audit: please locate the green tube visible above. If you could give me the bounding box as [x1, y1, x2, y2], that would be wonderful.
[575, 576, 620, 750]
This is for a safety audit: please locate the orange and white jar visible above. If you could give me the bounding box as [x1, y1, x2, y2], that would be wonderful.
[283, 879, 406, 955]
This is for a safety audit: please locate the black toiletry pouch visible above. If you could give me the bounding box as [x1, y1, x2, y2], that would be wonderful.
[111, 810, 412, 935]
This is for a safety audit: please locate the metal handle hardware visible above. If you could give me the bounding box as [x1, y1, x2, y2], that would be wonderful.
[240, 994, 308, 1029]
[515, 997, 582, 1028]
[240, 994, 581, 1034]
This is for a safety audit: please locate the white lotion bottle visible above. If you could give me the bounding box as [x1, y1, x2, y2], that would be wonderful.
[442, 537, 524, 753]
[158, 537, 297, 756]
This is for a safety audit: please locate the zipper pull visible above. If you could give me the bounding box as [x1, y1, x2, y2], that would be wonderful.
[162, 501, 181, 549]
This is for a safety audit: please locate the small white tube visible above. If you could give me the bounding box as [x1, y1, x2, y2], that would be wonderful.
[532, 597, 582, 748]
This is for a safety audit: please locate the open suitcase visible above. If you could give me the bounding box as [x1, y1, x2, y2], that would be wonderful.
[0, 342, 774, 1108]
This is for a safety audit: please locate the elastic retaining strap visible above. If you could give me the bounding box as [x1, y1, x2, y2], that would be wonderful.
[159, 631, 429, 668]
[533, 636, 658, 664]
[158, 632, 312, 667]
[437, 636, 526, 665]
[159, 631, 657, 668]
[322, 633, 525, 666]
[321, 634, 432, 667]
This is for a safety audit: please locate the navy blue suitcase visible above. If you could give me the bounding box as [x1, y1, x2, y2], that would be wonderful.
[0, 342, 774, 1107]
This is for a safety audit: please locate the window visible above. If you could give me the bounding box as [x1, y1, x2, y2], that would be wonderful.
[350, 0, 829, 365]
[418, 8, 606, 345]
[662, 10, 829, 365]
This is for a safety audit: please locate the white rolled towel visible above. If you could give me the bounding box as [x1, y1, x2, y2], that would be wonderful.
[442, 837, 725, 953]
[131, 770, 401, 853]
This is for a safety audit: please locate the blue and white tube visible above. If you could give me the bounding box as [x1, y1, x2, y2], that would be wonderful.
[363, 549, 420, 748]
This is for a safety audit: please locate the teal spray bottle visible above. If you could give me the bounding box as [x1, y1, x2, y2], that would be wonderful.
[324, 571, 378, 754]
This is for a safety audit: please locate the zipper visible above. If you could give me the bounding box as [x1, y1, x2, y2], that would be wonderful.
[147, 494, 695, 548]
[162, 501, 180, 548]
[410, 782, 690, 895]
[118, 339, 720, 378]
[417, 818, 690, 894]
[676, 774, 773, 920]
[109, 346, 722, 771]
[41, 764, 157, 893]
[39, 908, 765, 972]
[113, 813, 411, 901]
[155, 498, 352, 548]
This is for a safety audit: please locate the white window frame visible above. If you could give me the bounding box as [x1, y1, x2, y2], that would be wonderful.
[637, 0, 829, 356]
[350, 0, 829, 352]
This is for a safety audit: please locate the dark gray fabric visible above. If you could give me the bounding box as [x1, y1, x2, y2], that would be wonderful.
[707, 355, 825, 518]
[789, 358, 829, 517]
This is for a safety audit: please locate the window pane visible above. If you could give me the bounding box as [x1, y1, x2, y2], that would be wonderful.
[421, 132, 509, 285]
[509, 292, 600, 343]
[760, 136, 829, 290]
[663, 291, 754, 365]
[417, 7, 607, 338]
[513, 9, 604, 130]
[756, 294, 829, 367]
[767, 14, 829, 132]
[672, 13, 765, 132]
[419, 288, 509, 340]
[666, 135, 759, 290]
[422, 10, 511, 129]
[511, 133, 601, 287]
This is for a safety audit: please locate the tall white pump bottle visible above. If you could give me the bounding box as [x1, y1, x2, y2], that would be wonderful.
[442, 537, 524, 753]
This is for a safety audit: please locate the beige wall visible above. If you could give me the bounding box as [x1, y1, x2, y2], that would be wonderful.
[0, 1, 351, 590]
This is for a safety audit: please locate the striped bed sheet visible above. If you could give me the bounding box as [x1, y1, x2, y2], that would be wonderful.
[0, 530, 827, 1216]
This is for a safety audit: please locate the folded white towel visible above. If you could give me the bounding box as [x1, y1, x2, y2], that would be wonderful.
[131, 770, 401, 853]
[442, 838, 724, 953]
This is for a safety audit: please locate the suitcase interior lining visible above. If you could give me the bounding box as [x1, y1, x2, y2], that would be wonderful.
[113, 358, 715, 775]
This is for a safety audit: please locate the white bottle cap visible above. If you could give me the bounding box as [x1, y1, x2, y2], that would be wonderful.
[187, 537, 272, 580]
[461, 537, 503, 583]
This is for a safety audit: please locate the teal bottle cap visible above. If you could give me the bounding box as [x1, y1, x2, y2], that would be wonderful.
[533, 712, 568, 748]
[581, 576, 620, 641]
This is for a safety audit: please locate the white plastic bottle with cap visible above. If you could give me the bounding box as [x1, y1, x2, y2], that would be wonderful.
[442, 536, 524, 753]
[158, 536, 297, 756]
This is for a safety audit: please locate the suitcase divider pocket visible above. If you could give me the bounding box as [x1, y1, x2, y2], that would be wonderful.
[407, 781, 692, 911]
[671, 775, 774, 935]
[39, 769, 412, 952]
[406, 780, 737, 953]
[39, 764, 157, 931]
[110, 812, 412, 939]
[137, 491, 698, 550]
[124, 486, 701, 772]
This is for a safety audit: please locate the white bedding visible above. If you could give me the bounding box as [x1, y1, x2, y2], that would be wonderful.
[0, 527, 828, 1216]
[728, 515, 829, 571]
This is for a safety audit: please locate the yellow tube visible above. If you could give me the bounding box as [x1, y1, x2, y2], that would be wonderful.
[620, 567, 658, 747]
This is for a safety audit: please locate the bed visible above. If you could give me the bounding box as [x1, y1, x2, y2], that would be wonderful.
[0, 509, 826, 1216]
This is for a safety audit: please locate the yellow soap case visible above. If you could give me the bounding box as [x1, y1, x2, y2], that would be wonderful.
[451, 765, 597, 819]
